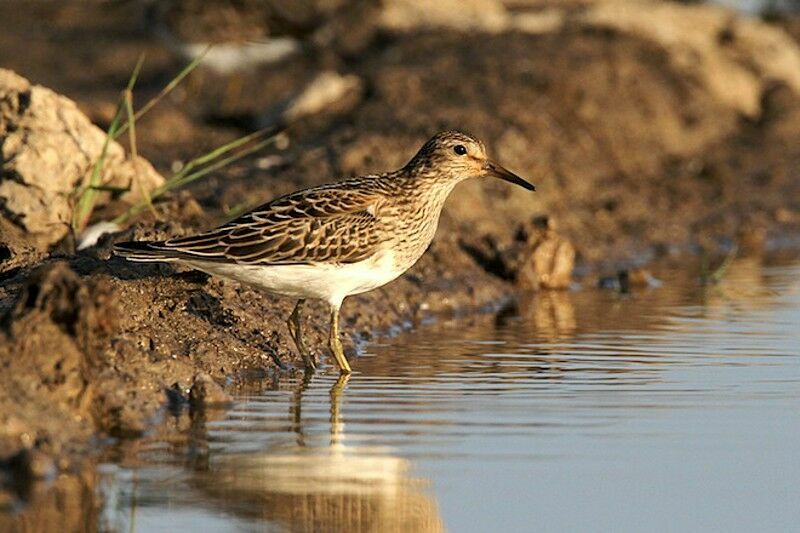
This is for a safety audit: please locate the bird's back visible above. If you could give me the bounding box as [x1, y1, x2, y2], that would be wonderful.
[114, 172, 438, 269]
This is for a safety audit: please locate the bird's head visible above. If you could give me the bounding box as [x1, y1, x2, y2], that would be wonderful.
[405, 130, 535, 191]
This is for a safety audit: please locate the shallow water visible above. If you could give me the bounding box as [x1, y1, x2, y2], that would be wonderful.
[96, 254, 800, 532]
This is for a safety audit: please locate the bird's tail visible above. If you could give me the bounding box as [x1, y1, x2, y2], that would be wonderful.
[113, 241, 180, 263]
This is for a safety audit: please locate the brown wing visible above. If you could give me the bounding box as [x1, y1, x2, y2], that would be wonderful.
[152, 184, 386, 265]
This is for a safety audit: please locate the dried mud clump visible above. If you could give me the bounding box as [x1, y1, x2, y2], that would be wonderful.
[515, 217, 576, 291]
[0, 69, 163, 270]
[189, 372, 233, 410]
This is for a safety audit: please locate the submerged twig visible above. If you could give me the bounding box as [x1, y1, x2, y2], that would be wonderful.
[701, 244, 739, 285]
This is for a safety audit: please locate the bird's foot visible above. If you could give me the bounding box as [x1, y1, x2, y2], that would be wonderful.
[299, 350, 317, 373]
[268, 349, 289, 371]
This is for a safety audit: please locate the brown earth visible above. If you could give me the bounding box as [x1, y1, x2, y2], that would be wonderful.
[1, 0, 800, 523]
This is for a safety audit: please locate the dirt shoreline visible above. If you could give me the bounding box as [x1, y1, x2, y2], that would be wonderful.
[2, 1, 800, 521]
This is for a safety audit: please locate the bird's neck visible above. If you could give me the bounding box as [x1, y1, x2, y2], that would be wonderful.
[406, 179, 460, 219]
[403, 168, 464, 207]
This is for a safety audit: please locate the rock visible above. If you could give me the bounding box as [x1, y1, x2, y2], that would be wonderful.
[95, 393, 149, 438]
[277, 71, 364, 125]
[775, 207, 800, 224]
[25, 450, 57, 480]
[2, 261, 84, 333]
[163, 37, 301, 77]
[511, 8, 566, 34]
[1, 260, 118, 379]
[516, 217, 575, 290]
[598, 268, 660, 292]
[0, 68, 163, 264]
[625, 268, 658, 289]
[149, 0, 380, 73]
[380, 0, 510, 33]
[189, 373, 232, 410]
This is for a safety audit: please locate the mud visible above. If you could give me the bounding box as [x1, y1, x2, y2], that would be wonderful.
[1, 0, 800, 516]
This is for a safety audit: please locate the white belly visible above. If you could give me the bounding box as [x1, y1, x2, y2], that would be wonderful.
[185, 250, 404, 306]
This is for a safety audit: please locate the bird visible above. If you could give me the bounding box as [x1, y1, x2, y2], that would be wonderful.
[114, 130, 535, 374]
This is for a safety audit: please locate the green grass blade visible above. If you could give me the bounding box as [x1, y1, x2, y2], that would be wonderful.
[113, 130, 281, 224]
[72, 105, 124, 231]
[173, 127, 277, 182]
[114, 47, 210, 140]
[170, 136, 277, 190]
[124, 82, 158, 219]
[87, 184, 131, 193]
[72, 55, 144, 233]
[126, 53, 146, 92]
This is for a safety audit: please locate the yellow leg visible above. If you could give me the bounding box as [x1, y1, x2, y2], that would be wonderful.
[287, 299, 316, 371]
[328, 304, 352, 374]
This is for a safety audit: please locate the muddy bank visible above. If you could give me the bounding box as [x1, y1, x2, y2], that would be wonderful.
[2, 0, 800, 514]
[0, 237, 505, 522]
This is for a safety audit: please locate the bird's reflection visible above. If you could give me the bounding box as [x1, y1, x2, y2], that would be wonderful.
[198, 372, 443, 532]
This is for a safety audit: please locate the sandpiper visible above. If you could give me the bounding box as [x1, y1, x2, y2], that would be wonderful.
[114, 130, 535, 374]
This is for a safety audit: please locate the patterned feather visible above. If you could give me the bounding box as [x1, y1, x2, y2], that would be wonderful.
[116, 177, 393, 265]
[114, 130, 533, 269]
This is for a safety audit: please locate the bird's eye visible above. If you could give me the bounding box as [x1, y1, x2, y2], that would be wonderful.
[453, 145, 467, 156]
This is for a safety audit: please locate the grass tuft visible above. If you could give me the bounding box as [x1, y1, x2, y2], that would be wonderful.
[72, 100, 125, 232]
[73, 46, 277, 234]
[72, 54, 146, 232]
[113, 128, 283, 225]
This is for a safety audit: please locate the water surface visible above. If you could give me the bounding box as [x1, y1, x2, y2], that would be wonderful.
[100, 255, 800, 532]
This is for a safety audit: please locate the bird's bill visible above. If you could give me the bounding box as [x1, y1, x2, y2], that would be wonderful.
[484, 160, 536, 191]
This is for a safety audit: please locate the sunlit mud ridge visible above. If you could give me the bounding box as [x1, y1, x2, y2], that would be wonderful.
[1, 1, 800, 518]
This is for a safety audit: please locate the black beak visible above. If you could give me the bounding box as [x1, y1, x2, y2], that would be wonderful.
[484, 160, 535, 191]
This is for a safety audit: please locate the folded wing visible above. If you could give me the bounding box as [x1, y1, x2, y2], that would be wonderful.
[149, 186, 386, 265]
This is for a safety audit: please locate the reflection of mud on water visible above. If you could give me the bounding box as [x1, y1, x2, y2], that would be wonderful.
[703, 256, 776, 312]
[519, 290, 577, 340]
[0, 467, 98, 533]
[104, 375, 443, 533]
[352, 252, 800, 381]
[205, 375, 441, 532]
[198, 375, 442, 532]
[206, 447, 440, 532]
